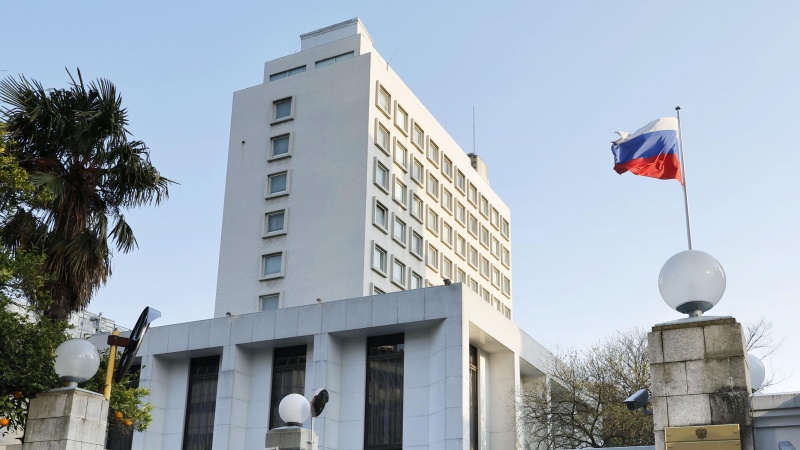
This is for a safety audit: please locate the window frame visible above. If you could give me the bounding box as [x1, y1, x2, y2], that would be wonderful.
[441, 154, 453, 181]
[373, 198, 389, 234]
[456, 233, 467, 260]
[480, 256, 490, 280]
[480, 225, 490, 249]
[427, 139, 440, 167]
[376, 82, 391, 119]
[269, 66, 306, 82]
[412, 122, 425, 152]
[391, 257, 406, 289]
[371, 242, 388, 277]
[468, 213, 478, 238]
[392, 176, 407, 209]
[266, 171, 290, 198]
[410, 157, 424, 187]
[426, 207, 439, 236]
[501, 246, 511, 268]
[410, 271, 423, 290]
[263, 208, 288, 237]
[393, 139, 408, 172]
[454, 201, 466, 226]
[394, 103, 409, 135]
[392, 215, 407, 247]
[455, 169, 466, 194]
[269, 133, 292, 160]
[315, 51, 355, 68]
[373, 158, 390, 194]
[468, 183, 478, 207]
[426, 243, 439, 272]
[441, 221, 453, 249]
[502, 275, 511, 298]
[272, 96, 295, 124]
[259, 292, 281, 311]
[480, 195, 490, 218]
[468, 245, 478, 270]
[426, 172, 440, 201]
[410, 230, 424, 261]
[364, 334, 405, 450]
[441, 187, 453, 214]
[442, 255, 453, 280]
[501, 218, 510, 240]
[261, 252, 285, 280]
[375, 120, 391, 156]
[491, 207, 500, 230]
[410, 193, 424, 224]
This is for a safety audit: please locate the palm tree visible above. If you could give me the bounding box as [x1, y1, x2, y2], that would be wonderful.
[0, 69, 173, 319]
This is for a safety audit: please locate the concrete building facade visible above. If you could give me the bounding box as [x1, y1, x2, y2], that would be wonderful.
[215, 19, 513, 320]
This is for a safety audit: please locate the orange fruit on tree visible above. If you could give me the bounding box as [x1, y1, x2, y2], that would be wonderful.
[0, 417, 10, 427]
[114, 411, 124, 420]
[124, 419, 133, 426]
[12, 391, 23, 399]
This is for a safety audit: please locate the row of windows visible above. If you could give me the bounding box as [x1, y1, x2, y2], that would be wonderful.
[372, 163, 511, 269]
[374, 84, 510, 241]
[269, 50, 356, 82]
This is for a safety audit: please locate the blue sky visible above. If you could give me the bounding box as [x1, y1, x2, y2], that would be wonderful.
[5, 2, 799, 391]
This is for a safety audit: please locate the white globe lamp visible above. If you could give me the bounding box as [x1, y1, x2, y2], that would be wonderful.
[747, 352, 766, 392]
[278, 393, 310, 427]
[54, 339, 101, 388]
[658, 250, 726, 316]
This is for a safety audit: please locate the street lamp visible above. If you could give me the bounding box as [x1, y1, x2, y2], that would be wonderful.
[658, 250, 726, 317]
[54, 339, 101, 388]
[278, 393, 310, 427]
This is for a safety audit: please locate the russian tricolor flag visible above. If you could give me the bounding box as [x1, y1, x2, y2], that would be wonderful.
[611, 117, 683, 184]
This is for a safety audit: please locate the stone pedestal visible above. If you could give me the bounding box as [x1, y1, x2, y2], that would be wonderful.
[265, 426, 317, 450]
[22, 387, 109, 450]
[649, 317, 753, 450]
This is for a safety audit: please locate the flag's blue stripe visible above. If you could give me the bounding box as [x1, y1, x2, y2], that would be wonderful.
[612, 130, 679, 165]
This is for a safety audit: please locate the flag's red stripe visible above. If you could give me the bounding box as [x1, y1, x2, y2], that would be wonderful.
[614, 153, 682, 183]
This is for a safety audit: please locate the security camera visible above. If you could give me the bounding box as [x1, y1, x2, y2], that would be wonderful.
[623, 389, 652, 415]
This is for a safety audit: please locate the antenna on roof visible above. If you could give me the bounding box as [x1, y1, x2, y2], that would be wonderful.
[472, 106, 476, 154]
[387, 46, 399, 70]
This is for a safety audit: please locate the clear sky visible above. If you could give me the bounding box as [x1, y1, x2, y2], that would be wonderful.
[4, 2, 799, 392]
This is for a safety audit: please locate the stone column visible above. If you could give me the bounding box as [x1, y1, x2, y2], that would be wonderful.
[23, 387, 109, 450]
[648, 317, 753, 450]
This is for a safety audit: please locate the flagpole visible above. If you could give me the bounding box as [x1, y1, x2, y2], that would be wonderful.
[675, 106, 693, 250]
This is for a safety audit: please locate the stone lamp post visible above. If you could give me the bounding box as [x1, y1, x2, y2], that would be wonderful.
[22, 338, 109, 450]
[649, 250, 754, 450]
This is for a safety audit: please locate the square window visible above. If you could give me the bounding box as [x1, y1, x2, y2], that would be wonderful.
[491, 207, 500, 229]
[377, 85, 391, 117]
[468, 213, 478, 238]
[395, 105, 408, 134]
[468, 245, 478, 269]
[441, 155, 453, 180]
[393, 141, 408, 171]
[264, 209, 286, 236]
[426, 208, 439, 236]
[410, 231, 424, 260]
[373, 200, 389, 232]
[392, 177, 407, 208]
[259, 293, 280, 311]
[411, 158, 424, 187]
[501, 218, 510, 240]
[267, 171, 289, 197]
[501, 246, 511, 268]
[441, 222, 453, 248]
[410, 194, 423, 223]
[274, 98, 293, 121]
[410, 271, 423, 289]
[456, 234, 466, 259]
[480, 196, 489, 218]
[393, 216, 407, 246]
[442, 256, 453, 280]
[427, 140, 440, 166]
[412, 123, 425, 150]
[468, 183, 478, 206]
[441, 188, 453, 213]
[375, 121, 390, 155]
[470, 279, 479, 294]
[455, 169, 466, 194]
[455, 201, 466, 226]
[485, 290, 493, 304]
[270, 134, 291, 159]
[262, 252, 284, 279]
[372, 243, 387, 275]
[426, 244, 439, 271]
[374, 159, 389, 193]
[491, 236, 500, 259]
[392, 258, 406, 288]
[492, 267, 501, 288]
[480, 225, 490, 249]
[427, 173, 439, 200]
[494, 298, 502, 312]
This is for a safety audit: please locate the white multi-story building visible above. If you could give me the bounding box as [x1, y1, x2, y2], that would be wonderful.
[215, 18, 513, 320]
[72, 19, 552, 450]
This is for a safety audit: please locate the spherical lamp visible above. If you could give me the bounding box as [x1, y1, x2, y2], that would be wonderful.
[278, 393, 310, 427]
[54, 339, 101, 388]
[658, 250, 726, 316]
[747, 352, 766, 392]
